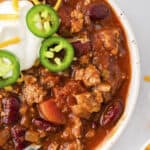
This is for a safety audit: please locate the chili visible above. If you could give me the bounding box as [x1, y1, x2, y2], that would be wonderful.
[0, 0, 131, 149]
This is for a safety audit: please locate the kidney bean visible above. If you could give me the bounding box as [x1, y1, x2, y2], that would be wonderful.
[32, 118, 59, 132]
[88, 4, 110, 20]
[2, 96, 20, 124]
[11, 125, 27, 150]
[100, 100, 123, 127]
[72, 41, 91, 57]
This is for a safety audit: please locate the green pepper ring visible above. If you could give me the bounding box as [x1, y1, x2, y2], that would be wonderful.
[26, 4, 60, 38]
[40, 37, 74, 72]
[0, 51, 20, 88]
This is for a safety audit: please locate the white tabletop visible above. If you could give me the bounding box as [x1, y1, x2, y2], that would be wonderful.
[112, 0, 150, 150]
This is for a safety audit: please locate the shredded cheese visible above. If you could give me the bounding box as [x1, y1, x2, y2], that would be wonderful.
[34, 59, 40, 67]
[31, 0, 41, 5]
[17, 73, 24, 83]
[54, 0, 62, 11]
[145, 144, 150, 150]
[0, 14, 19, 20]
[4, 86, 13, 91]
[0, 37, 21, 48]
[144, 76, 150, 82]
[12, 0, 19, 11]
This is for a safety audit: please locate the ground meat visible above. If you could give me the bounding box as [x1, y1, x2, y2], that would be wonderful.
[71, 116, 82, 139]
[54, 81, 86, 98]
[79, 54, 91, 65]
[92, 28, 120, 55]
[94, 83, 111, 92]
[48, 142, 59, 150]
[53, 80, 86, 112]
[58, 1, 92, 35]
[60, 140, 83, 150]
[93, 49, 111, 71]
[62, 115, 82, 140]
[71, 9, 84, 33]
[100, 28, 120, 55]
[91, 29, 103, 52]
[39, 67, 60, 88]
[22, 75, 46, 105]
[74, 65, 101, 87]
[71, 92, 103, 118]
[25, 130, 40, 143]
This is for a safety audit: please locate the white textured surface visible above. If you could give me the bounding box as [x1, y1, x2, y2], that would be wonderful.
[112, 0, 150, 150]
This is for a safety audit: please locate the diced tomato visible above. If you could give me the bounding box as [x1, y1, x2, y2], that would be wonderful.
[38, 99, 66, 125]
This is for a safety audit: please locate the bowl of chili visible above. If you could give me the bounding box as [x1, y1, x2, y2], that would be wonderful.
[0, 0, 140, 149]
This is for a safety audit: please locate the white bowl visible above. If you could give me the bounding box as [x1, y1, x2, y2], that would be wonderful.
[96, 0, 140, 150]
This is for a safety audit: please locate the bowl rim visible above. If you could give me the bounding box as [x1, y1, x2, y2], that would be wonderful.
[96, 0, 141, 150]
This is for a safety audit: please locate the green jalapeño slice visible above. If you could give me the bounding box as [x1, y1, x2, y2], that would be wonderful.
[40, 37, 74, 72]
[26, 4, 60, 38]
[0, 50, 20, 88]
